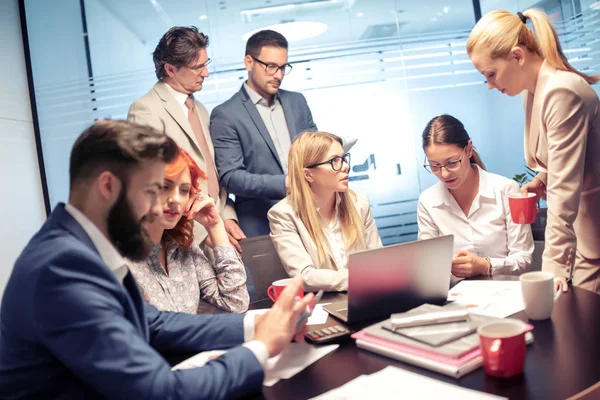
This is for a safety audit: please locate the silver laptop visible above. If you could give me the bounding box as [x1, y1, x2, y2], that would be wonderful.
[323, 235, 454, 325]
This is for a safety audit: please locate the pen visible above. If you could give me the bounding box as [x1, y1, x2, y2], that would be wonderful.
[295, 290, 324, 332]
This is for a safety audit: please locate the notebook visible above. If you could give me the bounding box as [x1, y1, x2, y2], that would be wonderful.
[384, 304, 477, 347]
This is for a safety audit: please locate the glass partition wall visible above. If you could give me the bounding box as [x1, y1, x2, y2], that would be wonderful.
[22, 0, 600, 244]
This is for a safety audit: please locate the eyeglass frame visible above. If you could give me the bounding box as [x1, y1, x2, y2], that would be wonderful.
[306, 153, 351, 171]
[423, 154, 465, 174]
[188, 58, 212, 73]
[250, 56, 293, 76]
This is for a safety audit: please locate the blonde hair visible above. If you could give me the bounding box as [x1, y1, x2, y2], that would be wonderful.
[288, 131, 364, 264]
[466, 9, 599, 85]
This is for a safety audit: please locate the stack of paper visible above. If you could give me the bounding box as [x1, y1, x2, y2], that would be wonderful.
[310, 366, 507, 399]
[352, 300, 533, 378]
[446, 280, 525, 318]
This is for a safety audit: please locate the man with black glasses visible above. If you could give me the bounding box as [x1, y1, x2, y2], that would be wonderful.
[210, 30, 318, 237]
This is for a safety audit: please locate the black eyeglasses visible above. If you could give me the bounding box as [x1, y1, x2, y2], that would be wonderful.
[251, 56, 292, 75]
[423, 155, 464, 174]
[307, 153, 351, 171]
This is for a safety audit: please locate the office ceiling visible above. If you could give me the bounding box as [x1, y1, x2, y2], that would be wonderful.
[95, 0, 483, 63]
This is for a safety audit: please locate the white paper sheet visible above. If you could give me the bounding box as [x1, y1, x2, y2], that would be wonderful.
[263, 342, 339, 386]
[307, 303, 330, 325]
[244, 303, 331, 326]
[172, 342, 338, 387]
[447, 280, 524, 319]
[310, 366, 507, 400]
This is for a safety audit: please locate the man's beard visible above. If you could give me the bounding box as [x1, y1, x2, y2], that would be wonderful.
[107, 186, 153, 262]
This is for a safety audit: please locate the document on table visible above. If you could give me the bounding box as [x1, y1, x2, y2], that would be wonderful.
[245, 303, 331, 326]
[447, 280, 524, 318]
[172, 342, 339, 387]
[310, 366, 507, 400]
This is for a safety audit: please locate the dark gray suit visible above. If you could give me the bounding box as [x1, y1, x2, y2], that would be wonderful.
[210, 85, 317, 237]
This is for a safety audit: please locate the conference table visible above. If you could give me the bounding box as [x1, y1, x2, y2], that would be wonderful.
[251, 276, 600, 400]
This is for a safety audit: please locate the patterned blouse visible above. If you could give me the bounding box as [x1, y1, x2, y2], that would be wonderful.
[129, 235, 249, 314]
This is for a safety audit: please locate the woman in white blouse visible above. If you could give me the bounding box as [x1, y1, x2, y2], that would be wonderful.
[418, 115, 534, 278]
[268, 131, 382, 292]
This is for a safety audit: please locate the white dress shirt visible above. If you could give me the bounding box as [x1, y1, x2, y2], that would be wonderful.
[164, 83, 192, 119]
[417, 166, 534, 275]
[319, 194, 348, 269]
[64, 203, 268, 367]
[244, 82, 292, 173]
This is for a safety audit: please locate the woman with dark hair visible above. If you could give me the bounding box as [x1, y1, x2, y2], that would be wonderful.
[418, 115, 533, 278]
[129, 148, 249, 313]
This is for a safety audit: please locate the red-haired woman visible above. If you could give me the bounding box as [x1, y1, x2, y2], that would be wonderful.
[129, 148, 249, 313]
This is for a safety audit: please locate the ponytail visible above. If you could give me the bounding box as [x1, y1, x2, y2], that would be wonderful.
[470, 149, 486, 170]
[523, 9, 599, 85]
[467, 9, 599, 85]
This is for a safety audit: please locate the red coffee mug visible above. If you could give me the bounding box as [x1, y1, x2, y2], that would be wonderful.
[478, 319, 527, 378]
[508, 193, 537, 224]
[267, 278, 304, 302]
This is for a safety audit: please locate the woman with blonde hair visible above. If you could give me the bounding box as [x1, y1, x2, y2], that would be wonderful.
[268, 131, 382, 292]
[467, 9, 600, 293]
[129, 148, 249, 313]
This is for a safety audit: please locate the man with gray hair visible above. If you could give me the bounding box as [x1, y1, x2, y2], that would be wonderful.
[129, 26, 246, 253]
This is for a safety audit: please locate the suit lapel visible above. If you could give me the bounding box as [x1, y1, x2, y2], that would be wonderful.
[279, 91, 297, 141]
[525, 60, 553, 170]
[239, 86, 283, 168]
[123, 271, 149, 341]
[54, 204, 149, 340]
[153, 82, 203, 156]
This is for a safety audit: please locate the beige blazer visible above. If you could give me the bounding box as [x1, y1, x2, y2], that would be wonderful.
[268, 191, 383, 292]
[128, 82, 237, 243]
[523, 60, 600, 279]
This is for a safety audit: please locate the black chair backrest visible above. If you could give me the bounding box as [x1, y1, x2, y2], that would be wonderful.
[240, 235, 289, 303]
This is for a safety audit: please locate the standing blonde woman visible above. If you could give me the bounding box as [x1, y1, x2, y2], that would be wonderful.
[268, 131, 382, 292]
[467, 9, 600, 293]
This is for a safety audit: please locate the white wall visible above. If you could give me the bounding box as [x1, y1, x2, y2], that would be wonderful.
[86, 0, 155, 77]
[0, 0, 46, 298]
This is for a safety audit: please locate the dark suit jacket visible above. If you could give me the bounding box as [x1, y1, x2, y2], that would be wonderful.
[0, 204, 263, 399]
[210, 85, 317, 237]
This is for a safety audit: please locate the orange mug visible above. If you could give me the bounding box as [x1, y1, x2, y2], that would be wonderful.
[267, 278, 304, 302]
[478, 319, 527, 378]
[508, 193, 537, 224]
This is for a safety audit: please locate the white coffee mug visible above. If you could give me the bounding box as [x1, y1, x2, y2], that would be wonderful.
[520, 271, 565, 320]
